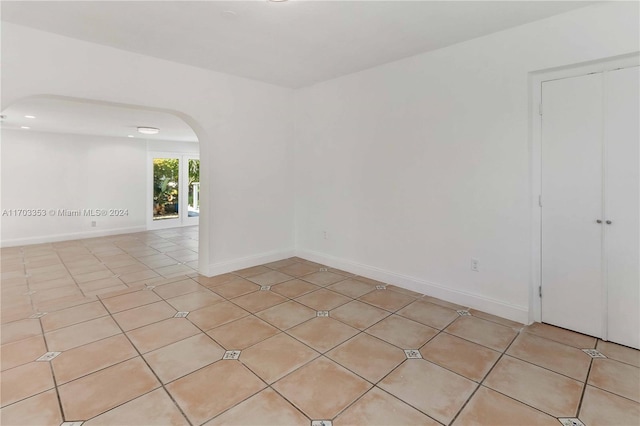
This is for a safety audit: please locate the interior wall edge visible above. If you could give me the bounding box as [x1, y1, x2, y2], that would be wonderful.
[0, 225, 147, 248]
[297, 248, 530, 325]
[206, 248, 296, 278]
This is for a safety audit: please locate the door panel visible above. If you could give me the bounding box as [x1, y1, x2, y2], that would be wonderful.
[605, 67, 640, 349]
[541, 73, 604, 338]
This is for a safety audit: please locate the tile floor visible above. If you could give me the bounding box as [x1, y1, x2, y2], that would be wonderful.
[1, 227, 639, 425]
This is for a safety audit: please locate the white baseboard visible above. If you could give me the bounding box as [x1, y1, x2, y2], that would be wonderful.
[207, 248, 295, 277]
[1, 226, 148, 248]
[297, 248, 529, 324]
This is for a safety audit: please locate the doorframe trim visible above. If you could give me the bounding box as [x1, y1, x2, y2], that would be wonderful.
[528, 53, 640, 325]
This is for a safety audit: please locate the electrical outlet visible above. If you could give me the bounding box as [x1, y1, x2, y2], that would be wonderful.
[323, 231, 328, 240]
[91, 221, 97, 227]
[471, 258, 479, 272]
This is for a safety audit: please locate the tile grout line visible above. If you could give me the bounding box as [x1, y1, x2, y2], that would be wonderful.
[93, 296, 195, 426]
[34, 310, 68, 423]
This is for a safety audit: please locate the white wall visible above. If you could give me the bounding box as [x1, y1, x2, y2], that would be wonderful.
[1, 130, 147, 243]
[0, 130, 199, 245]
[293, 2, 639, 322]
[1, 22, 295, 274]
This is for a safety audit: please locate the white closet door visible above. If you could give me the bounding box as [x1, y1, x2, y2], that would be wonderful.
[541, 73, 604, 338]
[605, 66, 640, 349]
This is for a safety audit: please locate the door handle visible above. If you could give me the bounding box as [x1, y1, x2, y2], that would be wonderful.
[606, 220, 612, 225]
[596, 219, 602, 224]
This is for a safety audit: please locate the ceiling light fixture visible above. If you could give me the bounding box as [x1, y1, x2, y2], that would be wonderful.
[268, 0, 289, 2]
[25, 115, 36, 119]
[127, 135, 134, 138]
[137, 126, 159, 135]
[21, 126, 30, 129]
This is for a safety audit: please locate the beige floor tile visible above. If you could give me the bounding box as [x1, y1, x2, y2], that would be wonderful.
[327, 278, 376, 298]
[230, 290, 288, 313]
[73, 269, 115, 284]
[422, 333, 500, 382]
[29, 276, 77, 292]
[358, 290, 414, 312]
[233, 265, 271, 278]
[51, 334, 138, 384]
[31, 285, 84, 305]
[386, 285, 423, 298]
[212, 279, 260, 298]
[109, 262, 149, 275]
[255, 300, 316, 330]
[166, 361, 265, 425]
[589, 358, 640, 402]
[331, 300, 390, 330]
[240, 333, 319, 383]
[469, 309, 524, 329]
[127, 318, 201, 353]
[272, 357, 371, 419]
[193, 273, 239, 288]
[295, 288, 351, 311]
[145, 333, 225, 383]
[300, 271, 346, 287]
[335, 387, 440, 426]
[44, 316, 121, 352]
[452, 386, 559, 426]
[166, 289, 223, 312]
[378, 359, 477, 425]
[365, 314, 438, 349]
[1, 335, 47, 371]
[112, 300, 177, 331]
[154, 264, 194, 278]
[524, 322, 597, 349]
[287, 317, 359, 353]
[484, 355, 582, 417]
[271, 279, 319, 298]
[445, 316, 518, 352]
[327, 268, 357, 278]
[327, 333, 405, 383]
[246, 270, 294, 286]
[119, 269, 161, 284]
[352, 276, 386, 286]
[35, 295, 97, 314]
[579, 385, 640, 426]
[154, 279, 201, 299]
[397, 299, 459, 329]
[264, 258, 299, 270]
[507, 332, 592, 380]
[79, 277, 126, 294]
[0, 305, 34, 325]
[422, 295, 468, 311]
[207, 316, 279, 350]
[278, 262, 320, 277]
[58, 357, 160, 420]
[187, 301, 250, 331]
[84, 388, 188, 425]
[40, 300, 108, 332]
[597, 340, 640, 367]
[0, 362, 55, 407]
[205, 388, 308, 426]
[0, 389, 62, 426]
[101, 290, 162, 313]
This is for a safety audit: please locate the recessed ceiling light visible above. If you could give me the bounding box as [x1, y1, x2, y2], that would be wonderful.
[24, 115, 36, 119]
[269, 0, 289, 2]
[137, 127, 159, 135]
[21, 126, 30, 130]
[127, 135, 134, 138]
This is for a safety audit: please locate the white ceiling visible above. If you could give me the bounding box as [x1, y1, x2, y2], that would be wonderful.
[2, 0, 596, 89]
[1, 97, 199, 142]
